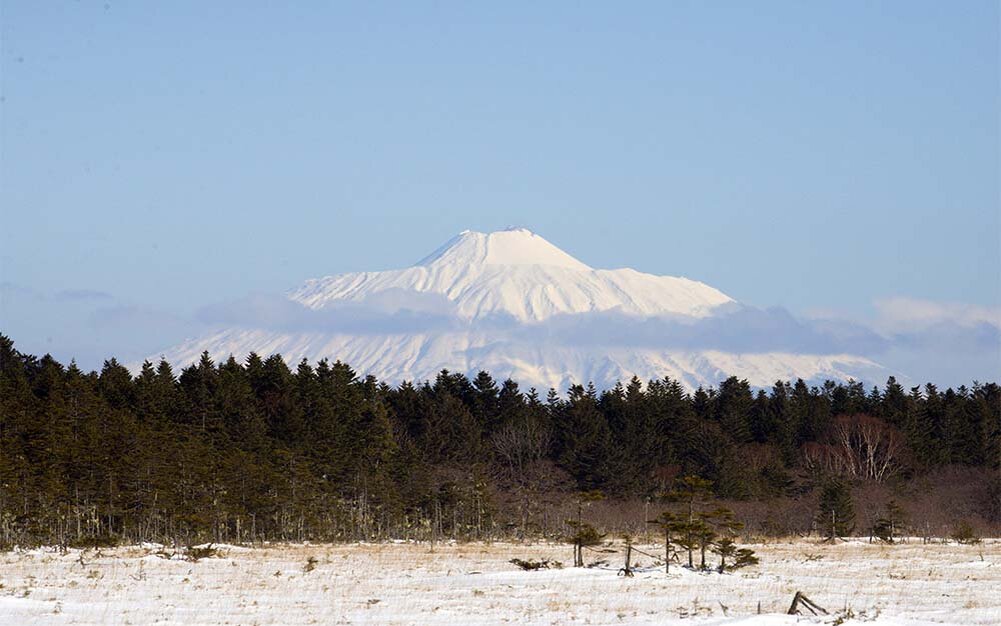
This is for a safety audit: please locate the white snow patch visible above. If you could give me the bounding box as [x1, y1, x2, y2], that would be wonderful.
[0, 539, 996, 625]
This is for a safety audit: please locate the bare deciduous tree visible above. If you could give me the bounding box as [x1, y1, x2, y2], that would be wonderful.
[492, 418, 553, 535]
[801, 414, 905, 483]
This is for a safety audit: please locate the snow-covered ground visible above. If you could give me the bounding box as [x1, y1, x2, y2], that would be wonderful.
[0, 539, 997, 625]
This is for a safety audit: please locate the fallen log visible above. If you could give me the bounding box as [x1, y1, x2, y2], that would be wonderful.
[788, 591, 828, 616]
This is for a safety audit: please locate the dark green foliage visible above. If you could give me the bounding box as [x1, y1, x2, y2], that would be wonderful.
[872, 500, 907, 543]
[817, 479, 855, 539]
[646, 510, 680, 573]
[731, 547, 759, 569]
[713, 536, 757, 571]
[0, 333, 995, 547]
[715, 377, 754, 444]
[554, 385, 613, 489]
[662, 475, 714, 568]
[654, 478, 755, 572]
[567, 490, 606, 567]
[950, 520, 981, 544]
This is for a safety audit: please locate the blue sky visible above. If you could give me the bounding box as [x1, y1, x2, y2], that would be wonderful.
[1, 2, 998, 384]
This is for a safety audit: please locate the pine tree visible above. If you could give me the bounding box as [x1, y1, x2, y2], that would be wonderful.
[217, 356, 266, 449]
[768, 380, 796, 462]
[646, 510, 680, 573]
[0, 330, 996, 548]
[471, 370, 500, 431]
[604, 377, 657, 492]
[645, 376, 690, 470]
[567, 490, 605, 567]
[748, 389, 771, 444]
[664, 475, 714, 568]
[881, 377, 907, 428]
[496, 378, 525, 429]
[816, 479, 855, 540]
[98, 359, 134, 411]
[715, 377, 753, 444]
[555, 384, 613, 489]
[872, 499, 907, 543]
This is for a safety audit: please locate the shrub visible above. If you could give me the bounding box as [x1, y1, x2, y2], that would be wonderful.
[510, 558, 562, 570]
[731, 548, 759, 570]
[184, 544, 220, 562]
[950, 521, 981, 545]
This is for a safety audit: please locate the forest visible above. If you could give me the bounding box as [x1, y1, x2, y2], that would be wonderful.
[1, 334, 998, 548]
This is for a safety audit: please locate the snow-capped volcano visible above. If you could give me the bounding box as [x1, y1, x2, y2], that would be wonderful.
[290, 228, 734, 322]
[152, 228, 883, 390]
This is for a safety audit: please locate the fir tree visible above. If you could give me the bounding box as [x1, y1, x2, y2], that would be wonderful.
[872, 499, 907, 543]
[817, 479, 855, 540]
[555, 384, 613, 489]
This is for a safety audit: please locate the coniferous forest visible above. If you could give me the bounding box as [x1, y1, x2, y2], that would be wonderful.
[1, 334, 998, 548]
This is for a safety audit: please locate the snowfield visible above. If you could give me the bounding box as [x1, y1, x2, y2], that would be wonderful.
[0, 539, 997, 625]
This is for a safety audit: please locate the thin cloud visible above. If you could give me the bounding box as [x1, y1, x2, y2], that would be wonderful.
[0, 281, 44, 301]
[195, 292, 462, 335]
[505, 306, 889, 355]
[873, 297, 1001, 333]
[56, 289, 114, 302]
[7, 281, 997, 387]
[193, 294, 891, 356]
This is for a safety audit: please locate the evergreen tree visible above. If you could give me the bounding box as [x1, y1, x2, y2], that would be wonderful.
[748, 389, 771, 444]
[872, 499, 907, 543]
[0, 332, 995, 547]
[664, 475, 714, 568]
[816, 479, 855, 540]
[646, 510, 680, 573]
[881, 377, 908, 428]
[471, 370, 500, 431]
[715, 377, 753, 444]
[554, 384, 613, 489]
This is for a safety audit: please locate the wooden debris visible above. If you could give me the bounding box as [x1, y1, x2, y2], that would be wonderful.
[787, 591, 828, 615]
[510, 558, 562, 571]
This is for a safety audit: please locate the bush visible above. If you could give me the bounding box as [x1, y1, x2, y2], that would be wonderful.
[184, 544, 220, 562]
[510, 558, 562, 570]
[950, 521, 981, 545]
[731, 548, 759, 570]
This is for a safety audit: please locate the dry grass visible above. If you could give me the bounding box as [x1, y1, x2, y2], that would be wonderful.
[0, 538, 998, 624]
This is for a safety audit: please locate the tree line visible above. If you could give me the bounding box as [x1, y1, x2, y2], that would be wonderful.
[0, 334, 997, 548]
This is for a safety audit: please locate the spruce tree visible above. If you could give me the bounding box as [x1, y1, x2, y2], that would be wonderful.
[872, 499, 907, 543]
[816, 479, 855, 540]
[715, 377, 753, 444]
[555, 384, 613, 489]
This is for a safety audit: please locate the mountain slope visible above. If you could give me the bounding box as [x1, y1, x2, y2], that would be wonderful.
[289, 228, 734, 322]
[151, 228, 883, 390]
[161, 327, 882, 392]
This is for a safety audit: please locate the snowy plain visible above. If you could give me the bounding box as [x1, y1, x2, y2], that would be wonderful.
[0, 538, 997, 625]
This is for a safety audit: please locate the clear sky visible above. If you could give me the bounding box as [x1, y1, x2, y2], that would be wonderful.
[1, 2, 998, 382]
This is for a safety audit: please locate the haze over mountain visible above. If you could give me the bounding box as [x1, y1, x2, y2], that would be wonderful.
[151, 228, 886, 390]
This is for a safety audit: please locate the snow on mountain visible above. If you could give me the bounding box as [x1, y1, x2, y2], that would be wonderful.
[151, 228, 884, 390]
[290, 228, 734, 322]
